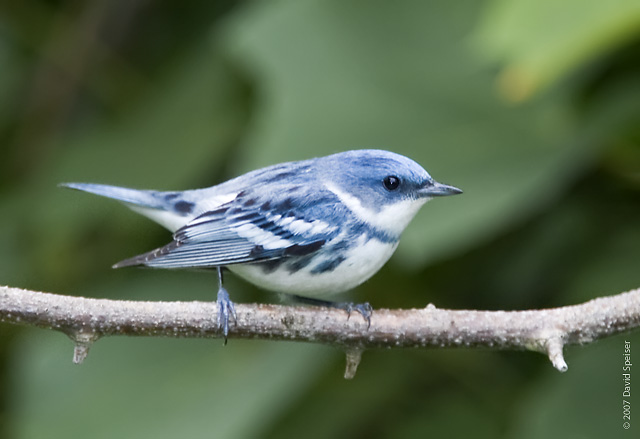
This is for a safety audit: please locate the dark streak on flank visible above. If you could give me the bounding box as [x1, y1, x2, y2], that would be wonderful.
[243, 198, 257, 207]
[164, 192, 181, 201]
[328, 239, 351, 252]
[311, 255, 346, 274]
[286, 255, 315, 273]
[261, 201, 271, 211]
[258, 259, 286, 274]
[174, 201, 195, 214]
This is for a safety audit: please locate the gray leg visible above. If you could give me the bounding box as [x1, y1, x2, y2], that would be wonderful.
[216, 267, 237, 344]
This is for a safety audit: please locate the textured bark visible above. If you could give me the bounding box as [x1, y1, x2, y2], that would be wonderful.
[2, 285, 639, 378]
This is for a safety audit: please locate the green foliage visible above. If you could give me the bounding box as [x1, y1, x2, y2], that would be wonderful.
[475, 0, 640, 100]
[0, 0, 639, 438]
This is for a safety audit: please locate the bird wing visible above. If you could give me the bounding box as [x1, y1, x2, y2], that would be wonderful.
[113, 189, 341, 269]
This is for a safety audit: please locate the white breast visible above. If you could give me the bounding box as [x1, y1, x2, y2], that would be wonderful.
[229, 234, 398, 298]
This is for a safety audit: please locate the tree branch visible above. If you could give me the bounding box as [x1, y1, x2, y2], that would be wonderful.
[1, 285, 639, 378]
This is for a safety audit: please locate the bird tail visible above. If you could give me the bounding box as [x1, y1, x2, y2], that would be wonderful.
[60, 183, 165, 209]
[60, 182, 191, 232]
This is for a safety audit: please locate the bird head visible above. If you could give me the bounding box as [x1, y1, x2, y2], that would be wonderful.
[321, 149, 462, 236]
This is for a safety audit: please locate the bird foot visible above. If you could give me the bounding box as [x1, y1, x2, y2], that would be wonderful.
[217, 287, 237, 344]
[344, 302, 373, 329]
[290, 295, 372, 329]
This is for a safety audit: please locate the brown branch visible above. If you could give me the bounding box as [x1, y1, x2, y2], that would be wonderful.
[1, 285, 639, 378]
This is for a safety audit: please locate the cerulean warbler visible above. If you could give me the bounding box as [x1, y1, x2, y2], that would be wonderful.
[63, 149, 461, 339]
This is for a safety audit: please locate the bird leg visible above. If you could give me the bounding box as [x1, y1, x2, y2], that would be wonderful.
[216, 267, 237, 344]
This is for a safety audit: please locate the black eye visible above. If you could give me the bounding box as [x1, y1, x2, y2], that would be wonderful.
[383, 175, 400, 191]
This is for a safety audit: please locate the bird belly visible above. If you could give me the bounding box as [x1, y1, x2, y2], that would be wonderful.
[229, 236, 398, 299]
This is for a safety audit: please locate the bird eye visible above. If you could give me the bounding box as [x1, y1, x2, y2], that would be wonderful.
[383, 175, 400, 191]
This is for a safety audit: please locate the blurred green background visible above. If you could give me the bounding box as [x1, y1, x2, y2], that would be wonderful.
[1, 0, 640, 438]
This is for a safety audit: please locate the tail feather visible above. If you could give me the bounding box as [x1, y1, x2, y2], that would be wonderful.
[60, 183, 165, 209]
[112, 242, 181, 268]
[61, 182, 191, 232]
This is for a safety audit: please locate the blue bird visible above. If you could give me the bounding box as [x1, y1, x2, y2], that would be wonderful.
[62, 149, 461, 340]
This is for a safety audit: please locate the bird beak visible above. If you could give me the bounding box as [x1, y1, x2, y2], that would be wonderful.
[419, 180, 463, 197]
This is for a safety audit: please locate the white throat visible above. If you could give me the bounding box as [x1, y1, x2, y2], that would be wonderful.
[325, 182, 428, 236]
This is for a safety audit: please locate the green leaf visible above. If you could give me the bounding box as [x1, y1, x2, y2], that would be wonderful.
[474, 0, 640, 100]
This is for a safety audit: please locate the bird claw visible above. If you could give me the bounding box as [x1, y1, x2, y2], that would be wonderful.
[345, 302, 373, 329]
[289, 295, 373, 330]
[216, 287, 237, 344]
